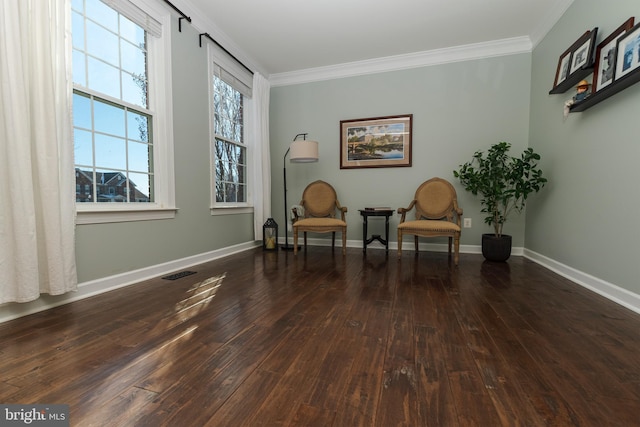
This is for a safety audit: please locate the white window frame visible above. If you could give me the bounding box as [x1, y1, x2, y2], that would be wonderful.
[74, 0, 176, 225]
[208, 44, 254, 216]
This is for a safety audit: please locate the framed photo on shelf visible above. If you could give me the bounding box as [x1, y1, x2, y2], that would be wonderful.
[339, 115, 412, 169]
[553, 47, 573, 87]
[569, 30, 598, 75]
[615, 22, 640, 80]
[552, 30, 598, 90]
[593, 17, 635, 92]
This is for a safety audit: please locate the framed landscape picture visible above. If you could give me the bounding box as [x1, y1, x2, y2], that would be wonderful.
[340, 115, 412, 169]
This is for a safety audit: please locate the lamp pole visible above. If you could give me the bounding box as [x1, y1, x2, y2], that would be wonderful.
[282, 146, 292, 250]
[282, 133, 308, 250]
[282, 133, 319, 250]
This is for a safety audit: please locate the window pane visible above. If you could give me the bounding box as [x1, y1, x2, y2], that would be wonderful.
[128, 141, 151, 173]
[75, 168, 93, 202]
[71, 0, 83, 13]
[129, 172, 152, 202]
[120, 15, 145, 46]
[95, 134, 126, 170]
[87, 57, 120, 99]
[237, 183, 246, 202]
[86, 21, 119, 67]
[127, 110, 149, 143]
[237, 164, 246, 184]
[94, 169, 123, 203]
[93, 99, 125, 137]
[74, 129, 93, 166]
[73, 92, 91, 129]
[86, 0, 117, 30]
[122, 71, 147, 108]
[72, 11, 84, 50]
[121, 40, 146, 76]
[73, 50, 87, 87]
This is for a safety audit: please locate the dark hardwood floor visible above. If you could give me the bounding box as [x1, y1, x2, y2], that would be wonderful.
[1, 247, 639, 426]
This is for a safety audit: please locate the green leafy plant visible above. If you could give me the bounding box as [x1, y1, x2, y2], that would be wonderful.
[453, 141, 547, 237]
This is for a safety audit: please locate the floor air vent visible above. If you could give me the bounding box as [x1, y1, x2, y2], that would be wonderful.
[162, 271, 197, 280]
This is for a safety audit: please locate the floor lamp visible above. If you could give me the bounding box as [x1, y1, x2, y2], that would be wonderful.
[282, 133, 319, 250]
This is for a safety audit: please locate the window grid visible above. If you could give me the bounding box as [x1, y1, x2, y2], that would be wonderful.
[213, 76, 247, 204]
[72, 0, 153, 204]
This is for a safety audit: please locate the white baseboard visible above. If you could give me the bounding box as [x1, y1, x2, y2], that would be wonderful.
[0, 241, 260, 324]
[339, 238, 640, 314]
[4, 240, 636, 324]
[523, 249, 640, 315]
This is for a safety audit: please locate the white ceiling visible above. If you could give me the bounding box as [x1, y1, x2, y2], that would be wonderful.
[181, 0, 574, 78]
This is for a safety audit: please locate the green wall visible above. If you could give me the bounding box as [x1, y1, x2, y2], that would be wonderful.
[270, 54, 533, 248]
[527, 0, 640, 295]
[75, 20, 254, 283]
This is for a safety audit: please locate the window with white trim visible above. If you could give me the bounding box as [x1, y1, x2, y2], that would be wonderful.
[213, 77, 246, 204]
[72, 0, 175, 223]
[208, 44, 253, 211]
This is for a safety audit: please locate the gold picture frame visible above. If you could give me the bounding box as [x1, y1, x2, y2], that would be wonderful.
[339, 114, 412, 169]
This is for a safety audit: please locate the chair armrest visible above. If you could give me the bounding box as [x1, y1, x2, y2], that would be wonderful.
[336, 201, 348, 221]
[292, 207, 301, 223]
[397, 200, 416, 223]
[453, 200, 463, 225]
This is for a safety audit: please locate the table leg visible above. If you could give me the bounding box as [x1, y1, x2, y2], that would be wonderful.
[385, 215, 390, 252]
[362, 216, 368, 252]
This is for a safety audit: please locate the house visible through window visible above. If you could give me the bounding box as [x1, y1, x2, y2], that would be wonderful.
[71, 0, 175, 222]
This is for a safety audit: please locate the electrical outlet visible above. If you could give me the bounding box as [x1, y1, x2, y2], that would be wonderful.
[463, 218, 472, 228]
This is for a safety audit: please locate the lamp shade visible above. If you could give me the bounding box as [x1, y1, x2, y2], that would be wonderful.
[289, 140, 319, 163]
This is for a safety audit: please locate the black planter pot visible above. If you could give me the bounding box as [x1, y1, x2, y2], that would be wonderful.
[481, 234, 512, 262]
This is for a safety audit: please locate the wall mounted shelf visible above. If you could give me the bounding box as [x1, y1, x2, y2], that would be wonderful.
[549, 66, 594, 94]
[570, 66, 640, 112]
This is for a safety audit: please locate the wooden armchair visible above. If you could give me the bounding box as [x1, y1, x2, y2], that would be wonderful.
[397, 177, 463, 264]
[292, 180, 348, 255]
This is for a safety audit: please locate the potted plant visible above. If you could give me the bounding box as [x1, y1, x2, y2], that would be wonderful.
[453, 141, 547, 261]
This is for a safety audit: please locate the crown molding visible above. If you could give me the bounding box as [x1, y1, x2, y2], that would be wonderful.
[270, 36, 532, 87]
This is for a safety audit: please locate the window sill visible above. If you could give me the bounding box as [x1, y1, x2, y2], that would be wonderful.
[76, 207, 178, 225]
[210, 206, 254, 216]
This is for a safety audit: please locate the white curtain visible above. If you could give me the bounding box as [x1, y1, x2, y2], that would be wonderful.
[0, 0, 78, 303]
[252, 72, 271, 239]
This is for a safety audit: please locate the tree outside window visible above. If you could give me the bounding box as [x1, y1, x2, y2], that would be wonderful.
[213, 76, 246, 204]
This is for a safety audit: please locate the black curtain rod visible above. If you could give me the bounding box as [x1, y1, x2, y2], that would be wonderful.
[162, 0, 191, 32]
[199, 33, 254, 75]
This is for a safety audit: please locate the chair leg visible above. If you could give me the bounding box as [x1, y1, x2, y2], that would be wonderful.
[332, 231, 336, 251]
[293, 227, 298, 255]
[397, 230, 403, 257]
[454, 234, 460, 265]
[414, 236, 419, 253]
[304, 232, 308, 251]
[448, 236, 452, 256]
[341, 228, 346, 255]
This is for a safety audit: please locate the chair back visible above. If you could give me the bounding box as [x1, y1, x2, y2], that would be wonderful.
[414, 177, 458, 221]
[301, 180, 339, 218]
